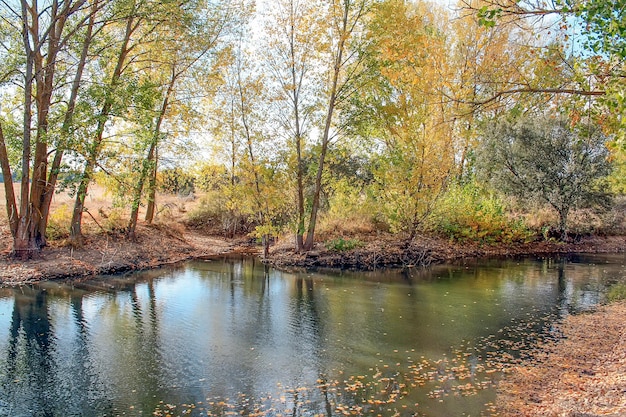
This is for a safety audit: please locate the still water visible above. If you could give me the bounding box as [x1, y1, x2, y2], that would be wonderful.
[0, 254, 624, 416]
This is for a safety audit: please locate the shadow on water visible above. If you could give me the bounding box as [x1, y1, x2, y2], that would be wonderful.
[3, 288, 54, 417]
[0, 254, 622, 416]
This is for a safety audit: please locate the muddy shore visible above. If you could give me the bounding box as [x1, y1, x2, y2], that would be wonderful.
[1, 227, 625, 285]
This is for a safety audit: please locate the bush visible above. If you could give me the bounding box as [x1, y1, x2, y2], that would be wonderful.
[316, 178, 386, 240]
[185, 191, 255, 236]
[324, 238, 365, 252]
[428, 182, 533, 244]
[47, 204, 72, 240]
[158, 168, 195, 196]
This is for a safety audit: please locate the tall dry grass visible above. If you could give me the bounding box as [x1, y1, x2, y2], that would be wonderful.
[0, 183, 203, 244]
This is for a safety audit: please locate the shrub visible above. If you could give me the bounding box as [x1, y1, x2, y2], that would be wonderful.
[47, 204, 72, 240]
[316, 178, 386, 240]
[158, 168, 195, 196]
[324, 238, 365, 252]
[428, 181, 533, 244]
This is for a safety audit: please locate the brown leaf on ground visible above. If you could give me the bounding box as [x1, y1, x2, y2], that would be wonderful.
[496, 302, 626, 417]
[0, 224, 253, 285]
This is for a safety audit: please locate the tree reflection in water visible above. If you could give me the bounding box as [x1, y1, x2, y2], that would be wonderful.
[4, 288, 55, 416]
[0, 255, 621, 416]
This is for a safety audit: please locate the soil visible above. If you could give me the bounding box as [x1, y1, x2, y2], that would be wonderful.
[267, 234, 626, 271]
[0, 223, 256, 285]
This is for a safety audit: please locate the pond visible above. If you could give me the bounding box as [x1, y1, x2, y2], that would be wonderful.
[0, 254, 624, 416]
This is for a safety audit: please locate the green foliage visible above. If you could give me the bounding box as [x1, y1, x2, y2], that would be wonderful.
[477, 114, 613, 237]
[324, 238, 365, 252]
[46, 205, 72, 240]
[192, 163, 229, 192]
[428, 182, 533, 244]
[579, 0, 626, 59]
[0, 116, 22, 168]
[371, 146, 449, 237]
[477, 6, 502, 28]
[158, 168, 195, 196]
[607, 282, 626, 302]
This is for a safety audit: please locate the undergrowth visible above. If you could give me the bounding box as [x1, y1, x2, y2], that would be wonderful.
[324, 238, 365, 252]
[428, 182, 533, 244]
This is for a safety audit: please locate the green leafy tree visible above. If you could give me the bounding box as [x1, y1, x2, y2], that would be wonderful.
[477, 115, 612, 239]
[464, 0, 626, 190]
[0, 0, 103, 258]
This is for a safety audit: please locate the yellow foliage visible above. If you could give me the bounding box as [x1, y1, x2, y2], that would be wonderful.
[46, 204, 72, 240]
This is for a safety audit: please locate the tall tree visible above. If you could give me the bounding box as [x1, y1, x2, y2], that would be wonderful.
[348, 0, 456, 237]
[68, 0, 215, 243]
[0, 0, 97, 258]
[459, 0, 625, 190]
[261, 0, 322, 251]
[302, 0, 373, 250]
[126, 0, 235, 238]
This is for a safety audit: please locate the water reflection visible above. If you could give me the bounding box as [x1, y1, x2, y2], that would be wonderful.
[0, 254, 622, 416]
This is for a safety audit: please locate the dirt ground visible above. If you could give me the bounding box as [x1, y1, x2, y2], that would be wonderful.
[495, 301, 626, 416]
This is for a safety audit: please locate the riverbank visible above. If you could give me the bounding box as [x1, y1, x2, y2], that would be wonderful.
[495, 300, 626, 416]
[0, 224, 254, 285]
[267, 234, 626, 271]
[1, 224, 625, 284]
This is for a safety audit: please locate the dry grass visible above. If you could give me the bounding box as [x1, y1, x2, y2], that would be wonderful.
[0, 182, 203, 250]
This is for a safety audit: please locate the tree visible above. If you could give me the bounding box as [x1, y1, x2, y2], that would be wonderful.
[68, 0, 148, 244]
[346, 0, 457, 237]
[0, 0, 100, 258]
[459, 0, 625, 190]
[477, 114, 612, 239]
[261, 0, 322, 251]
[126, 0, 235, 238]
[303, 0, 373, 250]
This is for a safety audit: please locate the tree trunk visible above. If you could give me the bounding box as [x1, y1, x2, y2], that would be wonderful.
[128, 68, 175, 238]
[70, 157, 96, 245]
[0, 123, 18, 237]
[39, 0, 98, 240]
[558, 207, 569, 242]
[14, 0, 35, 259]
[3, 0, 97, 257]
[295, 134, 305, 252]
[144, 148, 158, 224]
[303, 1, 351, 251]
[127, 146, 156, 239]
[70, 6, 138, 244]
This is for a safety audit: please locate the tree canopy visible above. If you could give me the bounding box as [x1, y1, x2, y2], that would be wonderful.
[0, 0, 623, 256]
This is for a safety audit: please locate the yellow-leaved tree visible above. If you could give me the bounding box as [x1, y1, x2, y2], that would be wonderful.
[350, 0, 456, 238]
